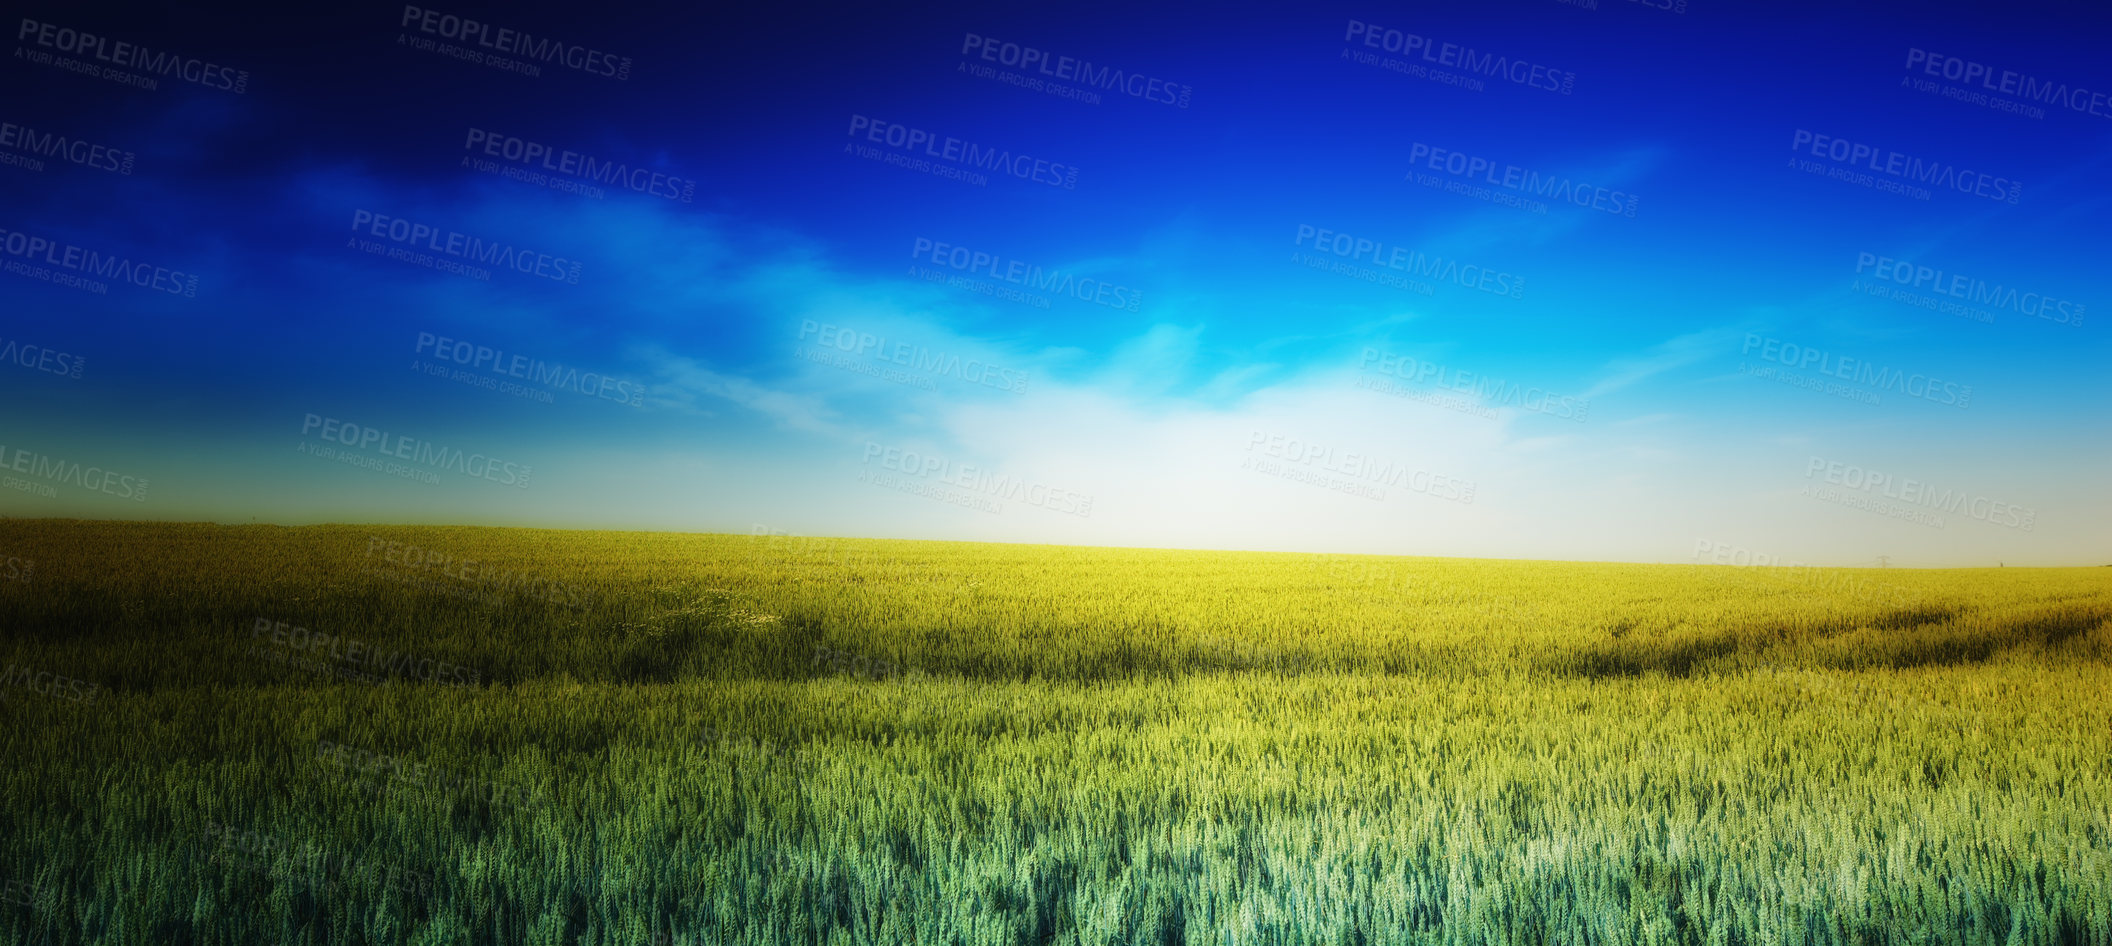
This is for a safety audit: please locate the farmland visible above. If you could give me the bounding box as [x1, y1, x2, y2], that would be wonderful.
[0, 518, 2107, 945]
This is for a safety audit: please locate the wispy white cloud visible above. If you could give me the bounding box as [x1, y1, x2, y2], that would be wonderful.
[1579, 324, 1752, 400]
[640, 348, 855, 440]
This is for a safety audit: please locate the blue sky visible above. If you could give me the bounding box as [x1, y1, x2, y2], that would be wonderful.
[1, 0, 2107, 565]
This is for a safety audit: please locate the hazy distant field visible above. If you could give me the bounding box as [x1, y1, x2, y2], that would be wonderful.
[0, 519, 2107, 945]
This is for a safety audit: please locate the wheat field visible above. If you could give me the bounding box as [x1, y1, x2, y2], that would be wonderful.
[0, 519, 2107, 945]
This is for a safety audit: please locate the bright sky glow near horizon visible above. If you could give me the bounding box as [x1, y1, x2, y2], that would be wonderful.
[1, 0, 2107, 566]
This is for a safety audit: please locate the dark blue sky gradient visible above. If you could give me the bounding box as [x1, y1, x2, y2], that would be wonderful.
[1, 0, 2106, 564]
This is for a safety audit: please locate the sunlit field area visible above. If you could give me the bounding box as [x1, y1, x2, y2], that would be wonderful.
[1, 519, 2107, 945]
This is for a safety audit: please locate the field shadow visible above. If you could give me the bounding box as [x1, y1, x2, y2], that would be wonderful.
[1552, 629, 1743, 679]
[1551, 602, 2108, 679]
[1813, 603, 2111, 671]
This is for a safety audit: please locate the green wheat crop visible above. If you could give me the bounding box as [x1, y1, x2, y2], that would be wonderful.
[0, 519, 2106, 945]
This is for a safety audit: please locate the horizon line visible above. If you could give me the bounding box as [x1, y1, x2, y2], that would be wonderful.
[2, 516, 2102, 571]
